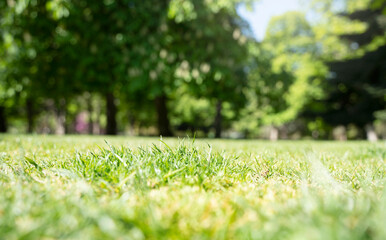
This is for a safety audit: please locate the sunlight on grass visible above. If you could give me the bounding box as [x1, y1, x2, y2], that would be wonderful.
[0, 135, 385, 239]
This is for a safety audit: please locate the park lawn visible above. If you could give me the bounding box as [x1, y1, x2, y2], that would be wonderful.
[0, 135, 385, 240]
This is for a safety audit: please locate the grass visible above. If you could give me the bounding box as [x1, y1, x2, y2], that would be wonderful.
[0, 135, 385, 240]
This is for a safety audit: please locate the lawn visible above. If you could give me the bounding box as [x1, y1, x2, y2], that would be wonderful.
[0, 135, 385, 240]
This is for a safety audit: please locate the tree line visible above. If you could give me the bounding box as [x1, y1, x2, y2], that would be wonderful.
[0, 0, 385, 140]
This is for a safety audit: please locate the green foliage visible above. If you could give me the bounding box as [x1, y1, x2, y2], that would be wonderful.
[308, 0, 386, 129]
[309, 0, 384, 61]
[0, 0, 383, 138]
[245, 12, 327, 130]
[372, 0, 386, 13]
[170, 88, 215, 132]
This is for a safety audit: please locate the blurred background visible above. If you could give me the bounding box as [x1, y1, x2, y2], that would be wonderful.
[0, 0, 385, 140]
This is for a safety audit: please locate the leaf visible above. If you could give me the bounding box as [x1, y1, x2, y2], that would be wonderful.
[24, 156, 42, 171]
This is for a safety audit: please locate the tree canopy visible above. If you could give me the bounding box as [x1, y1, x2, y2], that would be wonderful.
[0, 0, 384, 140]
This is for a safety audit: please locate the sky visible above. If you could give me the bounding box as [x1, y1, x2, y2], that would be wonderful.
[238, 0, 303, 41]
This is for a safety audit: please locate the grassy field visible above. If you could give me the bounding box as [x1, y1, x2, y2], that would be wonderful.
[0, 135, 385, 240]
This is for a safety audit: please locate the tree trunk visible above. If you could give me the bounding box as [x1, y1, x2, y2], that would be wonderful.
[269, 126, 279, 141]
[87, 94, 94, 135]
[55, 99, 67, 135]
[333, 125, 347, 141]
[95, 97, 102, 135]
[280, 126, 288, 139]
[0, 105, 7, 133]
[26, 98, 35, 133]
[105, 92, 117, 135]
[365, 124, 378, 142]
[214, 100, 222, 138]
[128, 113, 136, 136]
[155, 95, 173, 137]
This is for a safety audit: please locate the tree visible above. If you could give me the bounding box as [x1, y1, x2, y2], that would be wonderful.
[167, 0, 250, 137]
[244, 12, 326, 139]
[1, 0, 253, 137]
[59, 0, 171, 135]
[2, 0, 82, 134]
[0, 1, 9, 132]
[313, 1, 386, 139]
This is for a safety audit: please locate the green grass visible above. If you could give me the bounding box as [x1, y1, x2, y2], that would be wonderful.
[0, 135, 385, 240]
